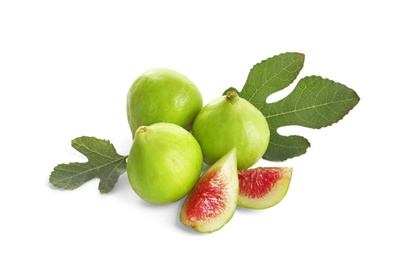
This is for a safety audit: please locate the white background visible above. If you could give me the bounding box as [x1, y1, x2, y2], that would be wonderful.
[1, 1, 399, 259]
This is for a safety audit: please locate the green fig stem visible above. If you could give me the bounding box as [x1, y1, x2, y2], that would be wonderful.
[134, 126, 148, 139]
[138, 126, 148, 133]
[226, 90, 239, 104]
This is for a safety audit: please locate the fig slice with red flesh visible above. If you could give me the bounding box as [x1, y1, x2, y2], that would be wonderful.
[238, 167, 292, 209]
[180, 148, 238, 233]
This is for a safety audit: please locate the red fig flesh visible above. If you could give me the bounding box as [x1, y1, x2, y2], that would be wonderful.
[180, 148, 238, 233]
[238, 167, 292, 209]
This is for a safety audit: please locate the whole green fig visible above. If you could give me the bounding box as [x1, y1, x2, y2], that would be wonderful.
[127, 123, 203, 204]
[127, 68, 203, 138]
[192, 90, 270, 170]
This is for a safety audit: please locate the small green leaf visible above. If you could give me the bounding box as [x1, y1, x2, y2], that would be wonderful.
[49, 136, 128, 193]
[239, 52, 360, 161]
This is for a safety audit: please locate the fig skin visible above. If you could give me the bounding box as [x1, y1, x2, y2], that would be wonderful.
[127, 123, 203, 204]
[127, 68, 203, 138]
[192, 91, 270, 170]
[180, 148, 238, 233]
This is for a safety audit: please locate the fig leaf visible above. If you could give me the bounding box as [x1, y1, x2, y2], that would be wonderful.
[238, 52, 360, 161]
[49, 136, 128, 193]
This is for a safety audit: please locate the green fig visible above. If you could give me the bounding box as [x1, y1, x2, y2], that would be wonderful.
[127, 68, 203, 138]
[192, 90, 270, 170]
[127, 123, 203, 204]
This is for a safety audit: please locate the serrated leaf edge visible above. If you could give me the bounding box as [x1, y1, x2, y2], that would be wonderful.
[265, 75, 361, 129]
[49, 136, 129, 193]
[242, 52, 305, 103]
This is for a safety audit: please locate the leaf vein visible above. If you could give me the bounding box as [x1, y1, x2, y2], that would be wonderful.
[55, 156, 127, 181]
[266, 97, 357, 120]
[247, 59, 299, 103]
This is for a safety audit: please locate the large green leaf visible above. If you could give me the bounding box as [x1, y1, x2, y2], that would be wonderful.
[239, 52, 360, 161]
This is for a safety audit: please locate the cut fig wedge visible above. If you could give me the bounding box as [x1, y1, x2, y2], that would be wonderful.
[238, 167, 292, 209]
[180, 148, 238, 233]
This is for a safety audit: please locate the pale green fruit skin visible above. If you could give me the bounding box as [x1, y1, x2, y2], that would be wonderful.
[127, 68, 203, 137]
[192, 92, 270, 170]
[127, 123, 203, 204]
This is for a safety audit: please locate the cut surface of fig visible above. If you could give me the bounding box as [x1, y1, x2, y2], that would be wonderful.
[238, 167, 292, 209]
[180, 148, 238, 233]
